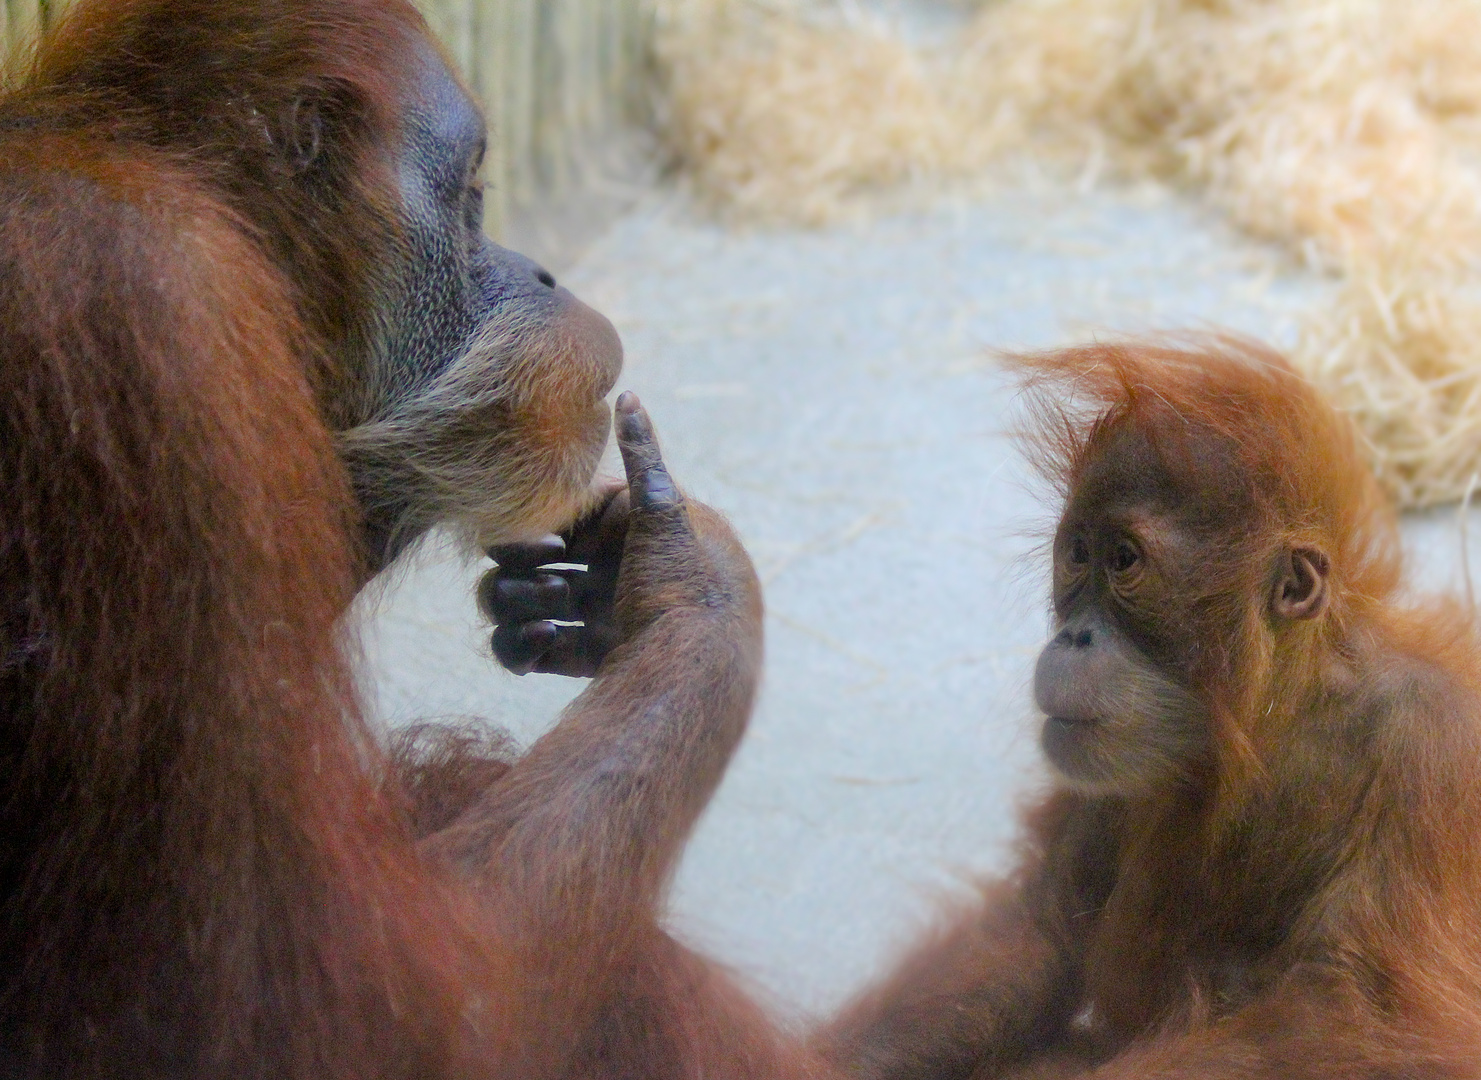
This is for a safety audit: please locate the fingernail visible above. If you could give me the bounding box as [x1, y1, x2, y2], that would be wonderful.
[522, 621, 558, 647]
[618, 406, 651, 443]
[615, 390, 639, 414]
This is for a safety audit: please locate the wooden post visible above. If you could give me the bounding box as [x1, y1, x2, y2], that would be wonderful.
[2, 0, 656, 247]
[416, 0, 654, 243]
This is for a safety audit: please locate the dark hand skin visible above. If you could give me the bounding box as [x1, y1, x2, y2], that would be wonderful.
[429, 391, 768, 1070]
[481, 392, 673, 678]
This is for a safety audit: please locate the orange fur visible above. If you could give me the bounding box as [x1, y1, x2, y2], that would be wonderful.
[0, 3, 829, 1077]
[819, 339, 1481, 1079]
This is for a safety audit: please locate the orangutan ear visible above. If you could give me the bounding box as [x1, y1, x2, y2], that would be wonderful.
[285, 93, 325, 173]
[1272, 546, 1329, 621]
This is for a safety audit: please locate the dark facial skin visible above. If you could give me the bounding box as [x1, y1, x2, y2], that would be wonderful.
[1034, 459, 1207, 793]
[1032, 427, 1332, 796]
[383, 39, 548, 396]
[310, 42, 641, 661]
[350, 42, 623, 570]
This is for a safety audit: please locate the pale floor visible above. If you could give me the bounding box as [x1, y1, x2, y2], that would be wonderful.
[354, 182, 1481, 1022]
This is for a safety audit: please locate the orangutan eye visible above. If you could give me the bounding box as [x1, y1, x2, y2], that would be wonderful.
[1112, 538, 1140, 573]
[465, 180, 485, 234]
[1069, 534, 1091, 565]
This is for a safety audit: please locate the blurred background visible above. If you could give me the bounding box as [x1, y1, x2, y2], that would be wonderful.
[9, 0, 1481, 1023]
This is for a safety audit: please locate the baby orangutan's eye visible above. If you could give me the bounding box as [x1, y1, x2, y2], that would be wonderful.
[1112, 538, 1140, 574]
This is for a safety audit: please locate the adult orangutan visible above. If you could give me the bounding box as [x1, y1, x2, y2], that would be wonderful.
[818, 339, 1481, 1078]
[0, 2, 821, 1077]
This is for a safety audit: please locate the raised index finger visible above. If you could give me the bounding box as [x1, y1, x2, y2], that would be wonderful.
[615, 392, 682, 514]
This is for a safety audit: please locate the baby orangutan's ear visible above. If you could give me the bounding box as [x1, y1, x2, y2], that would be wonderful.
[1272, 546, 1329, 621]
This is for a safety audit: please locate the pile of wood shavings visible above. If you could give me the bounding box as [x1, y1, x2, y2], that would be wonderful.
[654, 0, 970, 222]
[655, 0, 1481, 507]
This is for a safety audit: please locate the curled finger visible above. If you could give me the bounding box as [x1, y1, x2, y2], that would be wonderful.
[488, 534, 567, 574]
[478, 572, 574, 625]
[491, 620, 558, 676]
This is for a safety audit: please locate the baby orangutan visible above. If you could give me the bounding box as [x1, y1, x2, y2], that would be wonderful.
[818, 339, 1481, 1079]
